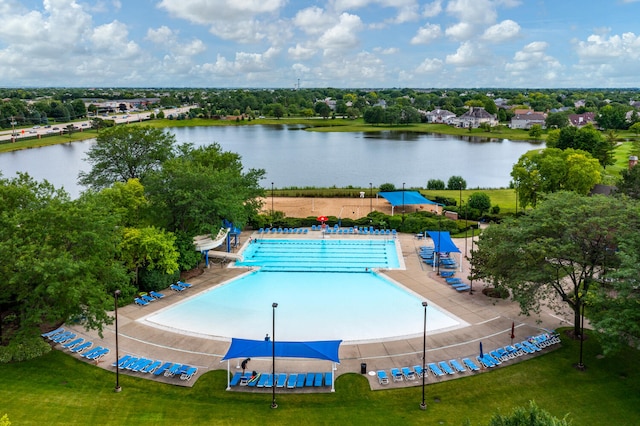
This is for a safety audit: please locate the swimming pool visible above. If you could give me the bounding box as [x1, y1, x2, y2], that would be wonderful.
[143, 239, 465, 343]
[236, 239, 401, 271]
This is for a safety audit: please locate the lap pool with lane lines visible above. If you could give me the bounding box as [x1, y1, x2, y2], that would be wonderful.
[143, 239, 465, 343]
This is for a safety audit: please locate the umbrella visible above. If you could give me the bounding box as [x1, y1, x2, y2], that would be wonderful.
[316, 215, 328, 222]
[479, 341, 484, 359]
[510, 322, 515, 340]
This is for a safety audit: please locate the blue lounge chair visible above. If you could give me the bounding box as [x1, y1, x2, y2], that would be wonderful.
[164, 363, 183, 377]
[438, 361, 455, 375]
[230, 372, 243, 386]
[324, 372, 332, 387]
[401, 367, 416, 380]
[140, 294, 155, 303]
[440, 271, 455, 278]
[390, 368, 404, 382]
[170, 284, 185, 292]
[120, 357, 139, 369]
[264, 373, 274, 388]
[257, 374, 269, 387]
[41, 327, 64, 338]
[113, 354, 132, 367]
[134, 297, 148, 306]
[149, 291, 165, 299]
[314, 372, 323, 387]
[428, 363, 445, 377]
[80, 346, 103, 358]
[70, 341, 92, 353]
[287, 373, 298, 388]
[453, 284, 471, 292]
[514, 342, 534, 354]
[53, 331, 76, 343]
[177, 281, 192, 288]
[62, 338, 84, 349]
[413, 365, 425, 378]
[141, 360, 162, 374]
[445, 278, 463, 284]
[462, 357, 481, 372]
[132, 359, 154, 372]
[496, 347, 512, 360]
[153, 362, 173, 376]
[505, 345, 522, 356]
[305, 373, 315, 387]
[377, 370, 389, 385]
[296, 373, 306, 388]
[181, 367, 198, 381]
[87, 347, 109, 360]
[449, 359, 467, 373]
[276, 373, 287, 387]
[477, 355, 495, 368]
[247, 373, 260, 387]
[490, 351, 504, 363]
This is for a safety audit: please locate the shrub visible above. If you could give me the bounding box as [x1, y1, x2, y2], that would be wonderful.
[427, 179, 445, 190]
[0, 336, 51, 363]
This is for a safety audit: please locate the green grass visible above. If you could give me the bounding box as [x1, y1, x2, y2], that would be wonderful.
[1, 330, 638, 425]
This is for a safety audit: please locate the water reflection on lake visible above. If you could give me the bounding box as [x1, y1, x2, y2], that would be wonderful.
[0, 125, 543, 198]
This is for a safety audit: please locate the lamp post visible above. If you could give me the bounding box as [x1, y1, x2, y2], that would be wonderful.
[369, 182, 373, 213]
[114, 289, 121, 393]
[436, 218, 441, 276]
[271, 182, 274, 217]
[402, 182, 406, 222]
[469, 237, 474, 295]
[271, 302, 278, 408]
[577, 295, 586, 371]
[420, 301, 428, 410]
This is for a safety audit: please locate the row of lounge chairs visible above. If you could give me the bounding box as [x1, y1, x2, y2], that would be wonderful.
[134, 291, 165, 306]
[377, 357, 482, 384]
[257, 227, 308, 234]
[419, 246, 458, 269]
[170, 281, 192, 292]
[476, 333, 561, 368]
[41, 327, 109, 360]
[229, 371, 332, 389]
[113, 355, 198, 381]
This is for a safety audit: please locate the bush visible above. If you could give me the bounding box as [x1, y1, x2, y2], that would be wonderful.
[0, 336, 51, 363]
[427, 179, 445, 190]
[379, 183, 396, 192]
[138, 268, 180, 293]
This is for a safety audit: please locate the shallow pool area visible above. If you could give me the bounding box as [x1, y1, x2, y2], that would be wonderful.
[143, 270, 465, 343]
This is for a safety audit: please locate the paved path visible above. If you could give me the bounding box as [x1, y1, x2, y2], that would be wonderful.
[62, 230, 572, 390]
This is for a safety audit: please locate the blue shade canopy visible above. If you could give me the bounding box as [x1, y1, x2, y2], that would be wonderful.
[221, 338, 342, 363]
[378, 191, 438, 206]
[427, 231, 461, 253]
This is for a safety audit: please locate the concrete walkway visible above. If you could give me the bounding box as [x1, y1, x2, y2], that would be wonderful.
[62, 230, 573, 390]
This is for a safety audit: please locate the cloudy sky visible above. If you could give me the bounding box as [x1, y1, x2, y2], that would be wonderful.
[1, 0, 640, 88]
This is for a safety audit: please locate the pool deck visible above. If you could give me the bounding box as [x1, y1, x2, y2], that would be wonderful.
[61, 229, 573, 390]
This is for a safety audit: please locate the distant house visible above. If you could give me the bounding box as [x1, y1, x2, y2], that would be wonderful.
[510, 110, 547, 129]
[568, 112, 596, 127]
[424, 108, 456, 124]
[451, 107, 498, 128]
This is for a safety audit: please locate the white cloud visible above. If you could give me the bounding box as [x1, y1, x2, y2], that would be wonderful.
[482, 19, 520, 42]
[199, 47, 280, 77]
[317, 13, 364, 55]
[445, 41, 487, 67]
[422, 0, 442, 18]
[288, 43, 316, 60]
[505, 41, 562, 82]
[294, 7, 336, 35]
[374, 47, 399, 54]
[415, 57, 444, 73]
[445, 22, 473, 41]
[575, 32, 640, 62]
[158, 0, 285, 22]
[411, 23, 441, 44]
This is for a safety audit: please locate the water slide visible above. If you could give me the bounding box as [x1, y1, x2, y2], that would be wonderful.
[193, 228, 231, 251]
[205, 251, 243, 261]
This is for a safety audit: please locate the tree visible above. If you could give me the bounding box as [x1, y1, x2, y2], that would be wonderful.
[314, 102, 331, 119]
[468, 192, 491, 215]
[470, 192, 633, 339]
[545, 111, 569, 129]
[119, 226, 179, 286]
[78, 126, 176, 190]
[616, 164, 640, 199]
[427, 179, 445, 190]
[528, 124, 543, 138]
[511, 148, 601, 209]
[0, 174, 130, 353]
[597, 104, 628, 130]
[488, 400, 570, 426]
[447, 175, 467, 190]
[271, 103, 285, 119]
[629, 121, 640, 136]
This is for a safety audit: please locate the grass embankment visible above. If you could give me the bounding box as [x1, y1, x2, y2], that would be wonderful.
[1, 330, 638, 425]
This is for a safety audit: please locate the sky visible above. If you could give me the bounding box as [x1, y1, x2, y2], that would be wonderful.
[1, 0, 640, 88]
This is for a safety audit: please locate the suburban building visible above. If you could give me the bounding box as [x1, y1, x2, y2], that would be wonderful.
[451, 107, 498, 128]
[424, 108, 456, 124]
[568, 112, 596, 127]
[510, 109, 547, 129]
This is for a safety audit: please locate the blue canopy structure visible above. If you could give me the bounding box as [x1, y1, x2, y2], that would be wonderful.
[427, 231, 461, 254]
[378, 191, 438, 206]
[222, 338, 342, 363]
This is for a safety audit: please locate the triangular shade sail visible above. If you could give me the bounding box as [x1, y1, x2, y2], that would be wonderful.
[221, 338, 342, 363]
[378, 191, 438, 206]
[427, 231, 461, 253]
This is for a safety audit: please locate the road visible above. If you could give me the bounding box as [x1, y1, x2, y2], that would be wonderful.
[0, 106, 193, 142]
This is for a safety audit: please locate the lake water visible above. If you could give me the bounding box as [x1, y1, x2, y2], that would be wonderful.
[0, 125, 543, 198]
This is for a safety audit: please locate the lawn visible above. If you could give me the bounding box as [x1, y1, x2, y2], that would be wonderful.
[1, 330, 638, 425]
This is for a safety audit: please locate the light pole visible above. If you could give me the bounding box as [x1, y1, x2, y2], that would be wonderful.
[271, 182, 274, 218]
[469, 237, 474, 295]
[369, 182, 373, 213]
[114, 289, 121, 393]
[420, 301, 428, 410]
[436, 218, 441, 276]
[577, 293, 586, 371]
[402, 182, 405, 222]
[271, 302, 278, 408]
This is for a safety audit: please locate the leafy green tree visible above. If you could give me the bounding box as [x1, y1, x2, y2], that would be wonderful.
[427, 179, 445, 190]
[0, 174, 130, 350]
[545, 112, 569, 129]
[616, 164, 640, 199]
[144, 143, 265, 236]
[447, 175, 467, 190]
[597, 104, 628, 130]
[379, 182, 396, 191]
[528, 124, 543, 138]
[470, 192, 632, 338]
[100, 179, 149, 227]
[119, 226, 179, 286]
[468, 192, 491, 214]
[78, 126, 176, 190]
[487, 400, 570, 426]
[315, 102, 331, 119]
[271, 103, 285, 119]
[511, 148, 601, 208]
[363, 106, 385, 125]
[629, 121, 640, 136]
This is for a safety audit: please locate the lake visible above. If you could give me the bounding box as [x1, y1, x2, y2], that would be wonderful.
[0, 125, 543, 198]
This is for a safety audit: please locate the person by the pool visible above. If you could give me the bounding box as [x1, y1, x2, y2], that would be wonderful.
[241, 357, 251, 374]
[265, 333, 270, 341]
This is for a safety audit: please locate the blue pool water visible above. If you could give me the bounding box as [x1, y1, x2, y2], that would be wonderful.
[144, 239, 464, 342]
